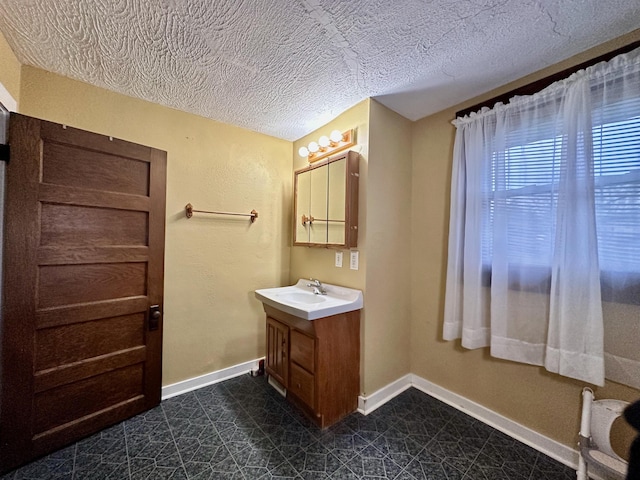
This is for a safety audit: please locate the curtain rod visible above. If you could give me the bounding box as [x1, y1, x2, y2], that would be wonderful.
[455, 39, 640, 119]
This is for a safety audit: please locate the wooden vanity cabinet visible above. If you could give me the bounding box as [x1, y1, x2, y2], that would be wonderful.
[263, 304, 360, 428]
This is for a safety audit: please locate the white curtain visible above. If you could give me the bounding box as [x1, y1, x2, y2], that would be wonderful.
[443, 47, 640, 387]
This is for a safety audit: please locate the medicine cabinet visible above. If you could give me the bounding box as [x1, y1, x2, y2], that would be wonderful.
[294, 150, 359, 248]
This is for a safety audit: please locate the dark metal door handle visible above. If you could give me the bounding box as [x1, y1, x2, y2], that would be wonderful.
[149, 305, 161, 331]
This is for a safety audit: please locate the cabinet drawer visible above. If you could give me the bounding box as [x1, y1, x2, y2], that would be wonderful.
[289, 362, 314, 408]
[290, 330, 315, 373]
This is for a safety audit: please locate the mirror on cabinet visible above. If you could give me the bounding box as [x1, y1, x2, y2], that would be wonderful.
[294, 150, 359, 248]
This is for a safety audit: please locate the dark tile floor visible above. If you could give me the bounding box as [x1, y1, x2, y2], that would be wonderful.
[1, 375, 576, 479]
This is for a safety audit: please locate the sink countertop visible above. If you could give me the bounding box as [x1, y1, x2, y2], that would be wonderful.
[255, 279, 363, 320]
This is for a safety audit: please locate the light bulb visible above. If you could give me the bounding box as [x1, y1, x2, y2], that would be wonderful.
[329, 130, 343, 143]
[298, 146, 309, 157]
[318, 136, 330, 148]
[308, 141, 319, 153]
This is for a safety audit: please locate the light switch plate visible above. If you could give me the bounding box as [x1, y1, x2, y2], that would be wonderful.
[350, 250, 359, 270]
[335, 251, 343, 267]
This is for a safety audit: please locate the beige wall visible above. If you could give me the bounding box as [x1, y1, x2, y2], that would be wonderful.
[0, 29, 20, 107]
[18, 66, 293, 386]
[290, 99, 413, 394]
[410, 29, 640, 448]
[290, 100, 369, 290]
[364, 100, 413, 393]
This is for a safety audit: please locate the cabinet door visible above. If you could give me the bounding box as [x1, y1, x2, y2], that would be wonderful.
[294, 169, 311, 243]
[327, 157, 346, 245]
[265, 317, 288, 387]
[309, 165, 328, 244]
[293, 150, 358, 248]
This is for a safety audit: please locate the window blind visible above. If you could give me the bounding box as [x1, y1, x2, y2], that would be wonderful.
[482, 109, 640, 276]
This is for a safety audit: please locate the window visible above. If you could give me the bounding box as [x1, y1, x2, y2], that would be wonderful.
[443, 47, 640, 387]
[481, 108, 640, 302]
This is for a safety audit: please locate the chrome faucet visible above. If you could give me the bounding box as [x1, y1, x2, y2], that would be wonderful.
[307, 278, 327, 295]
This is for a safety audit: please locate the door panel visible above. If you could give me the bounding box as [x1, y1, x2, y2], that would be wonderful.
[0, 113, 166, 472]
[35, 313, 146, 370]
[34, 346, 147, 394]
[42, 142, 150, 195]
[38, 263, 148, 308]
[40, 204, 149, 246]
[34, 364, 144, 433]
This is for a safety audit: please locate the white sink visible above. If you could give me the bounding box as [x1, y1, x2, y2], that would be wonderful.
[255, 279, 363, 320]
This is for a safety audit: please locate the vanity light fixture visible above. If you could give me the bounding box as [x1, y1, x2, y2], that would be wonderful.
[298, 129, 355, 163]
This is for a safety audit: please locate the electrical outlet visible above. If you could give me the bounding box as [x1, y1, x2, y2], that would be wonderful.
[335, 251, 343, 267]
[350, 250, 359, 270]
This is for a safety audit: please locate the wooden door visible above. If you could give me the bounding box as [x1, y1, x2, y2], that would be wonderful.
[265, 317, 288, 388]
[0, 113, 166, 472]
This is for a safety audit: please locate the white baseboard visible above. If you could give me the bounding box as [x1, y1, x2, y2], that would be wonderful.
[357, 374, 413, 414]
[161, 357, 263, 400]
[359, 374, 580, 471]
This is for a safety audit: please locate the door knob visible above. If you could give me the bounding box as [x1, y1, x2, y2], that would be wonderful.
[149, 305, 161, 331]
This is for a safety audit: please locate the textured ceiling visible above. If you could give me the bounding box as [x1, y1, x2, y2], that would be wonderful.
[0, 0, 639, 141]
